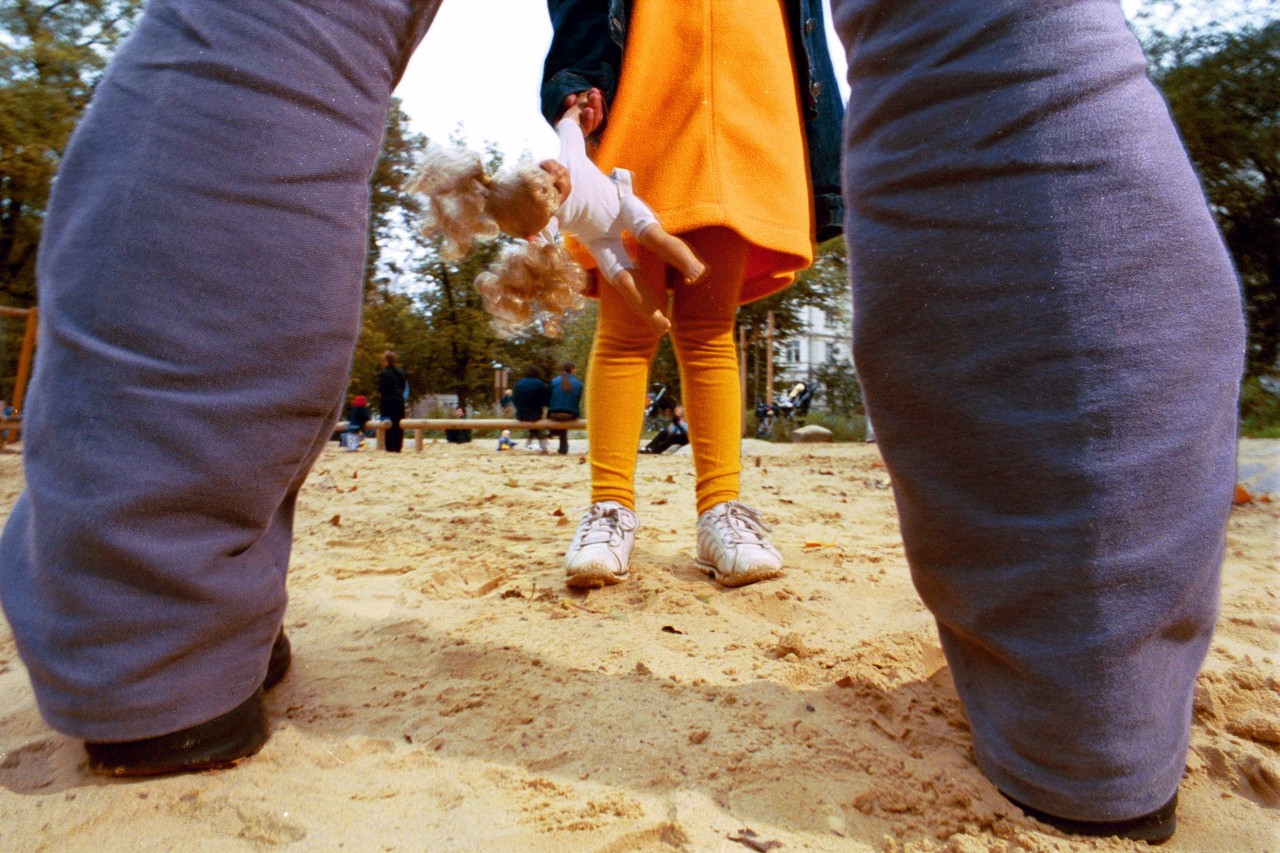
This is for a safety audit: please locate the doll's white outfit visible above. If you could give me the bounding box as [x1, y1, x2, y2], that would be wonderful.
[540, 118, 659, 282]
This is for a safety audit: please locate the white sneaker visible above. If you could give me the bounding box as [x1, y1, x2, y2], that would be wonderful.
[695, 501, 784, 587]
[564, 501, 637, 588]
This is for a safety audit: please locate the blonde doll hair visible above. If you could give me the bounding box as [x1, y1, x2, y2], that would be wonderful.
[410, 147, 561, 251]
[474, 241, 587, 339]
[410, 144, 586, 338]
[488, 165, 561, 239]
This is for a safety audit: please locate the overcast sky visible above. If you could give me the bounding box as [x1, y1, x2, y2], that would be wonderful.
[390, 0, 1247, 161]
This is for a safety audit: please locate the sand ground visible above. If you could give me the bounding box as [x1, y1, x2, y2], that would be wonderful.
[0, 438, 1276, 852]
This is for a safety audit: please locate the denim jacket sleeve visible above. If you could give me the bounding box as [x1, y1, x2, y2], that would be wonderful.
[541, 0, 623, 126]
[787, 0, 845, 242]
[540, 0, 843, 241]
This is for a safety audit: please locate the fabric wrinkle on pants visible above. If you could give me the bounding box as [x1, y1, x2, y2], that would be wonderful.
[0, 0, 438, 741]
[831, 0, 1246, 823]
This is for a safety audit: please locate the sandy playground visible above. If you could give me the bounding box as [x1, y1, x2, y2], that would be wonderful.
[0, 437, 1277, 852]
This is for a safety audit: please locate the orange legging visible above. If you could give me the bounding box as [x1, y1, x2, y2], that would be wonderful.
[588, 227, 746, 515]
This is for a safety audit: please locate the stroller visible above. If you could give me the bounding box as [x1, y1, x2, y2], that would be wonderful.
[642, 408, 688, 454]
[754, 381, 816, 439]
[643, 382, 670, 433]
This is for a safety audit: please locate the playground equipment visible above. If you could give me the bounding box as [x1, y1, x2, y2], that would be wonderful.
[1, 306, 37, 448]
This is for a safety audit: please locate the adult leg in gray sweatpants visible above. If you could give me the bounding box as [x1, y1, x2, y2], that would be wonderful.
[831, 0, 1245, 827]
[0, 0, 438, 746]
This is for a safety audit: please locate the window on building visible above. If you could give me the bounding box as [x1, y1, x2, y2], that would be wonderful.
[783, 341, 800, 363]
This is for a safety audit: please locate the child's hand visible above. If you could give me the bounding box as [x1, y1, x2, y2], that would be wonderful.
[560, 88, 606, 136]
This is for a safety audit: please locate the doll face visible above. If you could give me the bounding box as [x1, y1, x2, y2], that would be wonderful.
[538, 159, 572, 204]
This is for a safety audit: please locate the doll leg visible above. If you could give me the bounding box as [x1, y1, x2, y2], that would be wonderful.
[620, 194, 707, 285]
[607, 268, 672, 336]
[637, 224, 707, 285]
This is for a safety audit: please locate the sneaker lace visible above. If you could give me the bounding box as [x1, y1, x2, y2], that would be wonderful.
[713, 501, 773, 545]
[578, 503, 635, 547]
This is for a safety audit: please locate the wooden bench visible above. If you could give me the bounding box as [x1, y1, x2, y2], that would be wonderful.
[336, 418, 588, 451]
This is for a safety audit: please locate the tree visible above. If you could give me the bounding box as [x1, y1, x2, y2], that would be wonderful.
[738, 236, 850, 404]
[813, 360, 863, 416]
[0, 0, 141, 302]
[365, 97, 427, 299]
[349, 97, 440, 411]
[413, 239, 508, 410]
[1, 0, 141, 398]
[1145, 20, 1280, 375]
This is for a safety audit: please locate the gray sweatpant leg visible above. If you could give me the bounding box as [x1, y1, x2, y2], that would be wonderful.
[0, 0, 438, 741]
[831, 0, 1246, 822]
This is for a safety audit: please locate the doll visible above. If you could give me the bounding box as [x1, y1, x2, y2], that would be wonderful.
[409, 103, 705, 337]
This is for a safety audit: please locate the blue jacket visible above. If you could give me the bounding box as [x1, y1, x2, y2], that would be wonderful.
[548, 373, 584, 416]
[541, 0, 844, 242]
[512, 376, 552, 421]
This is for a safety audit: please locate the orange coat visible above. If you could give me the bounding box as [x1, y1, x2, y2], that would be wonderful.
[586, 0, 815, 303]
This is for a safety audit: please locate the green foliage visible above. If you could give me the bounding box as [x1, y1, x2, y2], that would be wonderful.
[1, 0, 141, 397]
[812, 359, 863, 416]
[365, 97, 427, 298]
[1143, 19, 1280, 376]
[1239, 375, 1280, 437]
[1, 0, 141, 300]
[746, 408, 868, 443]
[738, 235, 849, 405]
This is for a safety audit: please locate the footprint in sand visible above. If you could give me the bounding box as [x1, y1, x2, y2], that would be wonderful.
[0, 738, 61, 794]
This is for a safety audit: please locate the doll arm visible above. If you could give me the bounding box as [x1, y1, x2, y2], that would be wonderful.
[554, 115, 592, 175]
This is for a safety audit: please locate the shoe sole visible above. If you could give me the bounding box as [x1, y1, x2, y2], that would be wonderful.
[696, 556, 784, 588]
[86, 630, 290, 778]
[86, 689, 269, 777]
[1002, 791, 1177, 844]
[565, 566, 629, 589]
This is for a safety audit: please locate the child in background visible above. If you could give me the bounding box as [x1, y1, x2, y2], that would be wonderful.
[496, 430, 517, 451]
[342, 395, 371, 451]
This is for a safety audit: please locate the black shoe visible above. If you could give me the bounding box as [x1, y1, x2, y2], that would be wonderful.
[264, 629, 291, 691]
[85, 630, 292, 777]
[86, 689, 268, 776]
[1003, 791, 1177, 845]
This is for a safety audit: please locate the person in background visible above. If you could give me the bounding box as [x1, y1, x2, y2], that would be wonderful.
[499, 388, 515, 418]
[641, 404, 688, 455]
[546, 361, 584, 455]
[376, 351, 407, 453]
[496, 429, 517, 452]
[512, 365, 551, 454]
[444, 405, 472, 444]
[342, 395, 371, 451]
[0, 400, 14, 444]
